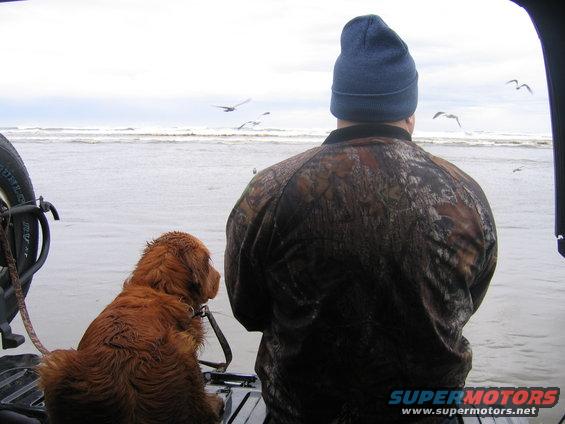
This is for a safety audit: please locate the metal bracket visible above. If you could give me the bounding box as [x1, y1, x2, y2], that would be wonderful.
[0, 197, 59, 349]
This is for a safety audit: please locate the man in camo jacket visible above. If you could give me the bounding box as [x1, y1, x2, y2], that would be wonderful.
[225, 15, 497, 424]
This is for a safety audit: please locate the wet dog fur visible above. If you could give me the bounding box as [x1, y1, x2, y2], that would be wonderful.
[37, 231, 223, 424]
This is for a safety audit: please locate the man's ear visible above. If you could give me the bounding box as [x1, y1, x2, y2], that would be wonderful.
[405, 114, 416, 134]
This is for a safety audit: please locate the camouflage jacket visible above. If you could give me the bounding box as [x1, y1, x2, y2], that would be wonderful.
[225, 124, 497, 423]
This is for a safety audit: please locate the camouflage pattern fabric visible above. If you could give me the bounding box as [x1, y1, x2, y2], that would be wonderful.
[225, 124, 497, 423]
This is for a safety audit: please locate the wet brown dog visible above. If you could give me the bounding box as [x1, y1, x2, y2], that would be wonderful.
[38, 231, 223, 424]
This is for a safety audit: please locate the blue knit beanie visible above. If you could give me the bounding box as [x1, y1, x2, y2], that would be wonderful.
[331, 15, 418, 123]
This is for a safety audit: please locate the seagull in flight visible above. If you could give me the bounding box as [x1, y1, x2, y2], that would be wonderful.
[237, 112, 270, 130]
[212, 98, 252, 112]
[512, 165, 524, 173]
[506, 80, 533, 94]
[433, 111, 462, 128]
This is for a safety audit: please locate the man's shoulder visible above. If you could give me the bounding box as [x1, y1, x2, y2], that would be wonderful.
[427, 153, 479, 187]
[251, 145, 325, 193]
[230, 145, 324, 219]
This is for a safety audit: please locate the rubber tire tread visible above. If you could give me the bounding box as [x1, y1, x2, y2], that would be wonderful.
[0, 133, 39, 323]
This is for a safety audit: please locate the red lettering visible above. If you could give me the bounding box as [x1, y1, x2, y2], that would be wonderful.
[528, 390, 543, 405]
[500, 390, 515, 405]
[464, 389, 484, 405]
[482, 390, 499, 405]
[513, 390, 529, 405]
[542, 389, 559, 406]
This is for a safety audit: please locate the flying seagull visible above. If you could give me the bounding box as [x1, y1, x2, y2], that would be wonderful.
[212, 98, 252, 112]
[433, 111, 462, 128]
[237, 112, 270, 130]
[512, 165, 525, 173]
[506, 80, 533, 94]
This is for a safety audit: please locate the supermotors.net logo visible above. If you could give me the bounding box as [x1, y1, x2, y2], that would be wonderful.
[389, 387, 560, 417]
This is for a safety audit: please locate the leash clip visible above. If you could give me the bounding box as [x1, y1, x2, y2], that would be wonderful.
[192, 304, 208, 319]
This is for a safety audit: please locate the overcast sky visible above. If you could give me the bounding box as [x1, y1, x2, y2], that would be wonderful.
[0, 0, 551, 133]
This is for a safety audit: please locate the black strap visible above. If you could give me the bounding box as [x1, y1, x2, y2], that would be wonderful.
[196, 306, 233, 372]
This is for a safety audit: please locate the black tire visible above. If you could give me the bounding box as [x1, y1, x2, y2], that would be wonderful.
[0, 133, 39, 323]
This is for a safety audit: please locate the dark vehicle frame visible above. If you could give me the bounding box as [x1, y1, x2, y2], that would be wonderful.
[0, 0, 562, 422]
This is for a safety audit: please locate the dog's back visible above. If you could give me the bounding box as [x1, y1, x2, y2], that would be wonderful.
[39, 287, 216, 424]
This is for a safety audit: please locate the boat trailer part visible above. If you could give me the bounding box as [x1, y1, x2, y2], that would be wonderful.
[0, 197, 59, 350]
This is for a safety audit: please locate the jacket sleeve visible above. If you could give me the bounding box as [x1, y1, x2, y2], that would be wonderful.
[424, 154, 498, 314]
[468, 219, 497, 313]
[224, 174, 278, 331]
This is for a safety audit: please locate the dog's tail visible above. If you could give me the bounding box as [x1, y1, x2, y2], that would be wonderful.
[37, 349, 82, 423]
[37, 349, 131, 424]
[36, 349, 76, 392]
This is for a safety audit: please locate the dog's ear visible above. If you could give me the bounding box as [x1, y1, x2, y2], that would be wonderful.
[180, 248, 220, 301]
[202, 260, 220, 301]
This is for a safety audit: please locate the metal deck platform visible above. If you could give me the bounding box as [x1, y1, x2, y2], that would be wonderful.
[0, 354, 532, 424]
[0, 354, 267, 424]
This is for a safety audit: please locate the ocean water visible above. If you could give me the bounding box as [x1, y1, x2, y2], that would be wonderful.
[2, 127, 563, 423]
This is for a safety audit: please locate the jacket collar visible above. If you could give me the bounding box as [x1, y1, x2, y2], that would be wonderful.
[323, 123, 412, 145]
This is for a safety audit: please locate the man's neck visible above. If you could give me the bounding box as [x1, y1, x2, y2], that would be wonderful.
[337, 119, 413, 134]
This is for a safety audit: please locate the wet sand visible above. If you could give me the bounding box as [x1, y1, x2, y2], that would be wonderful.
[5, 135, 563, 423]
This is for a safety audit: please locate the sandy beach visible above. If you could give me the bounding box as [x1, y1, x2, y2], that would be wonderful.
[2, 127, 563, 423]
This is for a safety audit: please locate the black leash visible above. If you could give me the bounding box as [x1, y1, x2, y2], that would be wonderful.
[193, 305, 233, 372]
